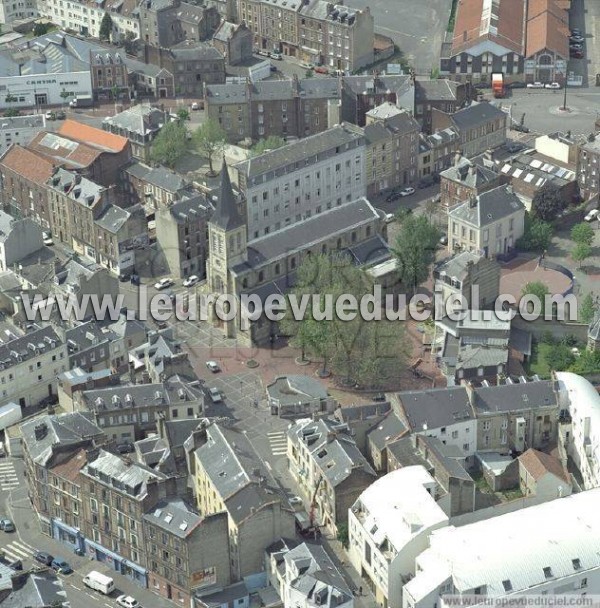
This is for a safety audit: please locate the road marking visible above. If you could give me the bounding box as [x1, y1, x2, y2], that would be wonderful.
[265, 461, 272, 471]
[12, 540, 34, 554]
[2, 549, 21, 562]
[267, 431, 285, 437]
[105, 603, 112, 607]
[70, 584, 81, 590]
[6, 545, 29, 558]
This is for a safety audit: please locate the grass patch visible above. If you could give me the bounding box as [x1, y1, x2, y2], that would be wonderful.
[447, 0, 459, 33]
[501, 488, 524, 502]
[472, 473, 492, 494]
[527, 342, 553, 378]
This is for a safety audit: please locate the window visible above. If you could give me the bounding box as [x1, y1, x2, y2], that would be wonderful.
[543, 567, 553, 579]
[573, 559, 582, 571]
[502, 580, 512, 592]
[463, 443, 469, 451]
[451, 430, 458, 439]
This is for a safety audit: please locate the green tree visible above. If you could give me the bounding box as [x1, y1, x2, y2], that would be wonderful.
[3, 108, 19, 117]
[251, 135, 286, 156]
[516, 213, 553, 252]
[177, 108, 190, 122]
[59, 88, 71, 107]
[545, 343, 575, 371]
[194, 118, 226, 175]
[569, 349, 600, 375]
[305, 69, 314, 78]
[571, 222, 595, 246]
[579, 293, 596, 325]
[521, 281, 549, 315]
[572, 242, 592, 269]
[99, 12, 113, 41]
[33, 22, 50, 37]
[531, 183, 564, 221]
[392, 214, 440, 293]
[337, 522, 349, 547]
[150, 120, 189, 168]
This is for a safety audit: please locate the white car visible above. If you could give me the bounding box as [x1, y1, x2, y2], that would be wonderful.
[384, 213, 395, 224]
[42, 231, 54, 246]
[44, 111, 54, 119]
[191, 102, 200, 110]
[584, 209, 599, 222]
[206, 360, 221, 373]
[544, 82, 561, 89]
[154, 278, 174, 290]
[399, 187, 416, 197]
[270, 51, 283, 60]
[116, 595, 140, 608]
[209, 387, 223, 403]
[526, 82, 544, 88]
[183, 275, 199, 287]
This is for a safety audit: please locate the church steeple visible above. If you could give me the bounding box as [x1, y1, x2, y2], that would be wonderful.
[210, 162, 244, 231]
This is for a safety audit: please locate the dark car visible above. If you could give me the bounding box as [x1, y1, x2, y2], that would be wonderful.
[34, 551, 54, 566]
[51, 558, 73, 574]
[130, 274, 140, 286]
[119, 273, 131, 282]
[38, 395, 58, 409]
[509, 81, 526, 89]
[116, 443, 134, 454]
[372, 393, 386, 402]
[512, 124, 530, 133]
[418, 175, 434, 189]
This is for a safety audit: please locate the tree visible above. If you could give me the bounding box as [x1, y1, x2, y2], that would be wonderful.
[392, 214, 440, 293]
[194, 118, 226, 175]
[572, 242, 592, 269]
[545, 344, 575, 371]
[99, 12, 113, 41]
[150, 120, 189, 168]
[571, 222, 595, 246]
[251, 135, 286, 156]
[579, 293, 596, 325]
[177, 108, 190, 122]
[337, 522, 349, 547]
[3, 108, 19, 117]
[516, 213, 553, 252]
[521, 281, 549, 315]
[33, 22, 50, 37]
[531, 183, 564, 221]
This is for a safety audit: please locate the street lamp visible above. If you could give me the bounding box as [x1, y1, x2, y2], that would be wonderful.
[561, 74, 568, 111]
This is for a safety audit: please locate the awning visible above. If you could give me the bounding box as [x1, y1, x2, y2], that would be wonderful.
[52, 519, 81, 536]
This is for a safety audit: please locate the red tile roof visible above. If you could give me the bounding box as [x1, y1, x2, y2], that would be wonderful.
[28, 131, 103, 169]
[0, 144, 55, 185]
[59, 119, 129, 153]
[518, 448, 570, 484]
[526, 0, 569, 58]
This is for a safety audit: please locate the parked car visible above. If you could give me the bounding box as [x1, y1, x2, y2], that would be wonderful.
[314, 66, 328, 74]
[571, 28, 582, 36]
[270, 65, 278, 72]
[191, 102, 200, 110]
[34, 551, 53, 566]
[116, 443, 134, 454]
[42, 231, 53, 246]
[183, 275, 199, 287]
[51, 558, 73, 574]
[584, 209, 599, 222]
[570, 34, 585, 43]
[116, 595, 140, 608]
[385, 190, 401, 203]
[384, 213, 395, 224]
[512, 124, 530, 133]
[570, 50, 584, 59]
[526, 82, 544, 88]
[270, 51, 283, 60]
[0, 519, 14, 532]
[206, 360, 221, 373]
[399, 187, 415, 197]
[418, 175, 434, 188]
[509, 81, 526, 89]
[38, 395, 58, 409]
[130, 274, 140, 286]
[544, 82, 561, 89]
[208, 387, 223, 403]
[289, 495, 303, 507]
[570, 43, 584, 50]
[439, 235, 449, 246]
[373, 393, 386, 402]
[154, 277, 174, 290]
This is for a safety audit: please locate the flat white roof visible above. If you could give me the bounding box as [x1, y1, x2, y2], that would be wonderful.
[407, 488, 600, 599]
[352, 466, 448, 553]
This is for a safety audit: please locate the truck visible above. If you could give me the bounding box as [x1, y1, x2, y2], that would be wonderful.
[0, 402, 22, 432]
[492, 73, 505, 98]
[69, 95, 93, 108]
[83, 571, 115, 595]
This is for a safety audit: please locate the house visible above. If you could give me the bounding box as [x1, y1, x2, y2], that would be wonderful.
[414, 79, 469, 134]
[348, 466, 449, 608]
[439, 0, 526, 82]
[266, 375, 333, 418]
[193, 423, 295, 580]
[287, 417, 377, 535]
[365, 411, 407, 471]
[0, 114, 46, 156]
[142, 498, 231, 606]
[123, 161, 191, 209]
[433, 251, 501, 312]
[56, 367, 119, 412]
[432, 103, 507, 159]
[403, 489, 600, 608]
[266, 541, 353, 608]
[418, 127, 460, 180]
[440, 152, 502, 208]
[517, 448, 571, 499]
[333, 401, 392, 454]
[212, 21, 253, 65]
[90, 51, 131, 102]
[0, 210, 43, 272]
[447, 185, 525, 257]
[103, 105, 169, 162]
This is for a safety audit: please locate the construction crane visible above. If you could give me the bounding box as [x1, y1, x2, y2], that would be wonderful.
[308, 475, 324, 529]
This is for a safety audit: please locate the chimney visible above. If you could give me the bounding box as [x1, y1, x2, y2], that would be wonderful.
[454, 150, 462, 166]
[468, 165, 475, 176]
[469, 194, 477, 208]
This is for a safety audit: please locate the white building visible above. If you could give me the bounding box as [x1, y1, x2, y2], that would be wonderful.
[348, 467, 449, 608]
[0, 326, 67, 408]
[556, 371, 600, 489]
[403, 488, 600, 608]
[0, 0, 37, 24]
[233, 123, 366, 241]
[0, 210, 43, 272]
[0, 114, 46, 156]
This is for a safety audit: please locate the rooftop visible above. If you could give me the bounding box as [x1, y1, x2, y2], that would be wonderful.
[143, 497, 203, 538]
[447, 102, 507, 131]
[397, 387, 473, 431]
[58, 119, 128, 153]
[518, 448, 570, 484]
[448, 185, 525, 227]
[471, 380, 556, 413]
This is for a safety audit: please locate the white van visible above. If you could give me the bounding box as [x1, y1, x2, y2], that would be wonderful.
[83, 571, 115, 595]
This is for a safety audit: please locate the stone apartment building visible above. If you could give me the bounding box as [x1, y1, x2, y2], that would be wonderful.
[448, 185, 526, 257]
[0, 0, 37, 24]
[578, 135, 600, 201]
[156, 194, 213, 280]
[205, 77, 340, 143]
[0, 210, 44, 272]
[414, 79, 469, 134]
[123, 162, 190, 209]
[287, 417, 377, 535]
[418, 127, 460, 180]
[363, 102, 420, 196]
[432, 103, 507, 159]
[233, 123, 366, 240]
[212, 21, 253, 65]
[90, 51, 131, 102]
[0, 114, 46, 157]
[193, 424, 295, 580]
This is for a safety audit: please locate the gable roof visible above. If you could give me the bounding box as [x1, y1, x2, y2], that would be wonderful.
[448, 185, 525, 227]
[0, 144, 55, 184]
[526, 0, 569, 58]
[518, 448, 570, 484]
[58, 120, 129, 153]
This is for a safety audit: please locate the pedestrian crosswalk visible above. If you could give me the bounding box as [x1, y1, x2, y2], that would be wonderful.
[1, 539, 35, 563]
[0, 461, 19, 491]
[268, 431, 288, 456]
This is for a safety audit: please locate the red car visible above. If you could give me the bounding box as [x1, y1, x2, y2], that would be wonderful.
[314, 66, 329, 74]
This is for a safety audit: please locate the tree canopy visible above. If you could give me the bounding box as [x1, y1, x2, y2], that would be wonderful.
[571, 222, 595, 246]
[531, 183, 564, 221]
[150, 120, 189, 168]
[251, 136, 286, 156]
[193, 118, 226, 175]
[579, 293, 596, 325]
[516, 213, 553, 252]
[572, 242, 592, 268]
[99, 13, 113, 41]
[33, 22, 50, 37]
[521, 281, 549, 315]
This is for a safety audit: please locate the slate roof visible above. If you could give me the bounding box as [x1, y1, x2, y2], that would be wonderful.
[367, 412, 407, 450]
[267, 375, 328, 406]
[1, 571, 69, 608]
[343, 74, 412, 96]
[171, 40, 223, 60]
[103, 105, 167, 136]
[168, 194, 213, 223]
[209, 162, 244, 230]
[46, 167, 104, 206]
[448, 185, 524, 227]
[434, 251, 486, 282]
[144, 497, 203, 538]
[471, 380, 557, 413]
[397, 387, 473, 431]
[386, 436, 430, 469]
[163, 418, 206, 448]
[95, 205, 130, 234]
[440, 155, 499, 187]
[415, 79, 461, 102]
[448, 102, 507, 131]
[0, 326, 62, 373]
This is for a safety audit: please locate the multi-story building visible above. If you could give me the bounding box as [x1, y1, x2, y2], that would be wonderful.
[403, 489, 600, 608]
[448, 185, 525, 257]
[577, 135, 600, 201]
[103, 105, 169, 162]
[432, 103, 507, 159]
[89, 51, 131, 102]
[418, 127, 460, 180]
[348, 466, 449, 608]
[233, 123, 366, 240]
[0, 326, 67, 408]
[363, 103, 420, 196]
[205, 77, 340, 143]
[287, 417, 377, 535]
[193, 423, 295, 580]
[123, 161, 190, 209]
[0, 114, 45, 156]
[414, 79, 469, 134]
[0, 210, 43, 272]
[156, 194, 213, 280]
[212, 21, 253, 66]
[440, 153, 501, 208]
[0, 0, 37, 23]
[142, 499, 231, 605]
